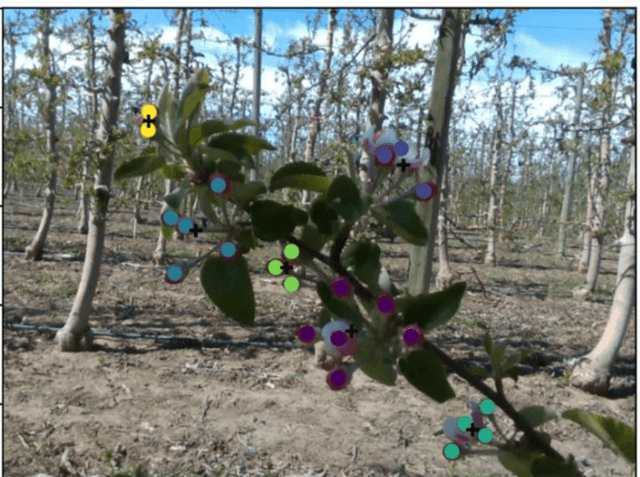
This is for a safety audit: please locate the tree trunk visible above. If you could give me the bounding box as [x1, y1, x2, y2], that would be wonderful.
[25, 10, 58, 261]
[153, 178, 173, 265]
[408, 9, 465, 296]
[250, 8, 262, 182]
[578, 149, 595, 273]
[435, 157, 460, 290]
[570, 133, 635, 394]
[498, 82, 517, 243]
[56, 8, 126, 352]
[301, 8, 338, 205]
[484, 122, 502, 267]
[557, 66, 585, 256]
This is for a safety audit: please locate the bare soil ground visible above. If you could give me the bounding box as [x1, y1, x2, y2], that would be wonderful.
[3, 192, 635, 477]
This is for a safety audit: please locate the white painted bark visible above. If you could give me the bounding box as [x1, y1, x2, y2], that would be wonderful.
[57, 9, 126, 352]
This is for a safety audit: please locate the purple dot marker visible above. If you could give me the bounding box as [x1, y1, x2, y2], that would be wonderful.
[330, 330, 348, 347]
[377, 294, 396, 314]
[395, 141, 409, 156]
[297, 324, 316, 343]
[327, 367, 349, 390]
[403, 324, 424, 346]
[331, 277, 352, 298]
[416, 181, 438, 201]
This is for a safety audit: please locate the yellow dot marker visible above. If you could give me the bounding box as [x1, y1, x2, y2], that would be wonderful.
[140, 104, 158, 138]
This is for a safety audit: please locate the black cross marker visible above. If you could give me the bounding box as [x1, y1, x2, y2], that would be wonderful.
[142, 114, 156, 128]
[280, 261, 294, 274]
[466, 423, 481, 437]
[189, 221, 204, 237]
[345, 324, 359, 338]
[396, 158, 411, 172]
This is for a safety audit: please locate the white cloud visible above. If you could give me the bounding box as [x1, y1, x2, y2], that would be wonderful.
[514, 31, 591, 69]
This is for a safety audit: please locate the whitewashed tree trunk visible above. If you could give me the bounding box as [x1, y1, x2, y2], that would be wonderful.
[408, 9, 465, 296]
[435, 157, 460, 290]
[484, 123, 502, 267]
[56, 8, 126, 352]
[570, 134, 635, 393]
[25, 10, 58, 261]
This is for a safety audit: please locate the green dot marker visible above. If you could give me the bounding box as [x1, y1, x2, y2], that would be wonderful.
[458, 416, 472, 432]
[268, 259, 284, 276]
[283, 243, 300, 260]
[443, 443, 460, 460]
[478, 428, 493, 444]
[284, 276, 299, 292]
[480, 399, 495, 415]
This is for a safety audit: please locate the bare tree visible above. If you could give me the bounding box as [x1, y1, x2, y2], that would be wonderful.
[570, 131, 635, 393]
[408, 9, 465, 295]
[25, 10, 59, 261]
[56, 8, 126, 351]
[557, 65, 586, 257]
[300, 8, 338, 205]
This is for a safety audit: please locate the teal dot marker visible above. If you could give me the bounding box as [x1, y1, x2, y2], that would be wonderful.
[166, 265, 183, 283]
[478, 428, 493, 444]
[458, 416, 473, 432]
[162, 209, 179, 226]
[443, 443, 460, 460]
[210, 177, 227, 193]
[221, 242, 236, 258]
[177, 217, 194, 235]
[480, 399, 496, 415]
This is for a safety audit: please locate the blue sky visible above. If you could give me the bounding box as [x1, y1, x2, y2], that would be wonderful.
[3, 8, 630, 147]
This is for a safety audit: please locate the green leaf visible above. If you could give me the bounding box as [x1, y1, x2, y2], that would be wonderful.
[250, 200, 307, 242]
[401, 282, 466, 333]
[342, 241, 382, 291]
[216, 159, 245, 183]
[327, 175, 366, 221]
[161, 221, 174, 242]
[114, 154, 165, 181]
[270, 162, 332, 193]
[562, 409, 636, 464]
[179, 68, 210, 122]
[353, 337, 397, 386]
[227, 181, 267, 207]
[371, 201, 429, 245]
[162, 163, 186, 181]
[490, 344, 506, 372]
[484, 332, 493, 356]
[531, 456, 578, 477]
[208, 133, 276, 163]
[197, 186, 222, 226]
[467, 366, 491, 379]
[235, 228, 257, 254]
[189, 118, 256, 148]
[316, 281, 363, 329]
[310, 196, 340, 236]
[398, 349, 455, 403]
[201, 256, 255, 326]
[497, 450, 540, 477]
[519, 406, 557, 429]
[298, 224, 329, 264]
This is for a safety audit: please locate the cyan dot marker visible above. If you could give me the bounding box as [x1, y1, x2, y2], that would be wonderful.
[177, 217, 194, 235]
[162, 209, 179, 227]
[210, 177, 227, 194]
[443, 443, 461, 460]
[220, 242, 236, 258]
[166, 265, 183, 283]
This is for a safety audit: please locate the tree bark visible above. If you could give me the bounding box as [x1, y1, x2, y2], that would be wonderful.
[570, 133, 635, 394]
[557, 66, 585, 256]
[408, 9, 465, 295]
[301, 8, 338, 205]
[25, 10, 58, 261]
[57, 8, 126, 352]
[435, 156, 460, 290]
[250, 8, 262, 182]
[485, 117, 502, 267]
